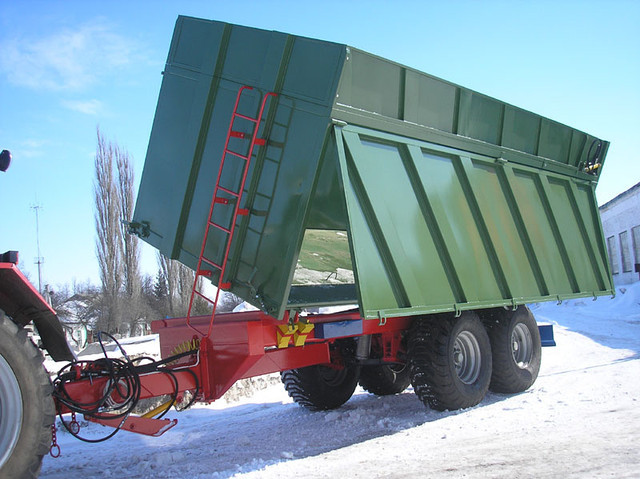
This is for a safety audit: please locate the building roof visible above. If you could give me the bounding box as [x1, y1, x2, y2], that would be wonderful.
[600, 181, 640, 213]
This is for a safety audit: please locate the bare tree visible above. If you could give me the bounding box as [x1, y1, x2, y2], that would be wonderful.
[157, 252, 178, 317]
[177, 262, 195, 314]
[156, 252, 211, 318]
[93, 128, 145, 335]
[116, 144, 142, 334]
[94, 129, 122, 333]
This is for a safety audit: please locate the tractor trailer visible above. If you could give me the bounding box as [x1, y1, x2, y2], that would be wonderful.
[0, 16, 613, 478]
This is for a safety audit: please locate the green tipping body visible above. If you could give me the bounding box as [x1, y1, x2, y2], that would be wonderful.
[133, 16, 613, 320]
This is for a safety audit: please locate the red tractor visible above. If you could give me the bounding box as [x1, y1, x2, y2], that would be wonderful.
[1, 149, 76, 478]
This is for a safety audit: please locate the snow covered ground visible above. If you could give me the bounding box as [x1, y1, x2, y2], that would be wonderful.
[40, 285, 640, 478]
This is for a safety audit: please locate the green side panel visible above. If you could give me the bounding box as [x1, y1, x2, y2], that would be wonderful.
[133, 17, 346, 318]
[333, 48, 609, 182]
[335, 125, 613, 320]
[304, 132, 349, 231]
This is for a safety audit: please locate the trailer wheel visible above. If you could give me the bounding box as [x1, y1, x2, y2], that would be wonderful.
[0, 316, 54, 479]
[482, 306, 541, 393]
[359, 363, 411, 396]
[408, 312, 492, 411]
[281, 363, 359, 411]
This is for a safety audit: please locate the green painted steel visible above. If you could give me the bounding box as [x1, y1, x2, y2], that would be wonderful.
[335, 125, 611, 320]
[132, 16, 613, 320]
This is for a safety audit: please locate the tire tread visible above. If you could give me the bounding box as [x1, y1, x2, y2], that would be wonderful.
[0, 316, 55, 479]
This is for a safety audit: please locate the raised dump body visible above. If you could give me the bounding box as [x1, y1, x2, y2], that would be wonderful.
[132, 15, 613, 321]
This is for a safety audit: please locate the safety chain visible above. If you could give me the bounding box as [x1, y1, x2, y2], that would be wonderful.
[49, 424, 60, 458]
[69, 411, 80, 434]
[50, 412, 80, 458]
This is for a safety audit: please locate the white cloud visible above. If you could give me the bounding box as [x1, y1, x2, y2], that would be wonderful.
[16, 138, 47, 159]
[0, 20, 138, 91]
[61, 98, 103, 115]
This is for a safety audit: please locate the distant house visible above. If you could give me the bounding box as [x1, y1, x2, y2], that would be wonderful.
[599, 182, 640, 286]
[53, 292, 100, 351]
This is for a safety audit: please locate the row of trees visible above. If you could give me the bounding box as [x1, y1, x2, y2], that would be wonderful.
[56, 129, 242, 340]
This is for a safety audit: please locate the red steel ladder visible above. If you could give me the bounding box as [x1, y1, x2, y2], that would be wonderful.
[186, 86, 277, 337]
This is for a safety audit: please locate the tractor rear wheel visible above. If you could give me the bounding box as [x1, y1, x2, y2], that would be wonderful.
[0, 316, 55, 479]
[408, 312, 492, 411]
[482, 306, 542, 393]
[281, 363, 359, 411]
[359, 363, 411, 396]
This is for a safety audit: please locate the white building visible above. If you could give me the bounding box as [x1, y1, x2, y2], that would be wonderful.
[599, 182, 640, 286]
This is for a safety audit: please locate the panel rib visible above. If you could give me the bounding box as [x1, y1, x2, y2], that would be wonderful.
[536, 176, 580, 293]
[455, 156, 512, 300]
[403, 144, 466, 303]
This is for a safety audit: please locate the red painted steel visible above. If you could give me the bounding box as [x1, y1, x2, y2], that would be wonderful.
[0, 262, 57, 321]
[86, 415, 178, 437]
[55, 308, 413, 425]
[56, 370, 198, 415]
[186, 86, 277, 339]
[151, 309, 412, 401]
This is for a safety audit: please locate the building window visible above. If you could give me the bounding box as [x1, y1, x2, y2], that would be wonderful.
[607, 235, 619, 274]
[620, 231, 632, 272]
[632, 225, 640, 267]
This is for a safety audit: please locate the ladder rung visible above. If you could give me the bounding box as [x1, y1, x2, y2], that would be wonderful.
[234, 113, 259, 123]
[201, 257, 222, 270]
[217, 186, 239, 197]
[194, 289, 215, 303]
[224, 150, 250, 161]
[209, 222, 231, 234]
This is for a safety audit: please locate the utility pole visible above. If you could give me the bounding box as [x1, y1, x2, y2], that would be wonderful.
[31, 204, 44, 294]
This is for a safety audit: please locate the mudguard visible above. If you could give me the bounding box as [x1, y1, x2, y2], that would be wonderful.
[0, 258, 74, 362]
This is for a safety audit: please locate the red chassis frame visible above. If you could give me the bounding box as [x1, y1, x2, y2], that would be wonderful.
[56, 309, 411, 436]
[153, 308, 412, 401]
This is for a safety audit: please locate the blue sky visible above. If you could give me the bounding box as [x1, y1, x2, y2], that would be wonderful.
[1, 0, 638, 289]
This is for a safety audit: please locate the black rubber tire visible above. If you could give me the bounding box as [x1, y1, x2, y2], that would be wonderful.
[481, 306, 542, 393]
[281, 362, 360, 411]
[0, 316, 55, 479]
[359, 363, 411, 396]
[408, 312, 492, 411]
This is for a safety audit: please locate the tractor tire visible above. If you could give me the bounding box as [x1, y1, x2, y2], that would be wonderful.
[281, 363, 359, 411]
[0, 316, 55, 479]
[408, 312, 492, 411]
[482, 306, 542, 393]
[359, 363, 411, 396]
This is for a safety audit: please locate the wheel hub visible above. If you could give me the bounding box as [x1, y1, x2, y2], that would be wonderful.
[453, 331, 482, 385]
[0, 355, 23, 469]
[511, 323, 533, 368]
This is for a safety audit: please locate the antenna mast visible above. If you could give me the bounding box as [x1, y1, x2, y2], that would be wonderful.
[31, 204, 44, 293]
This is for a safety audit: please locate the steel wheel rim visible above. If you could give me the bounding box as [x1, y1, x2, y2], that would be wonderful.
[512, 323, 533, 368]
[0, 355, 22, 468]
[453, 331, 482, 384]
